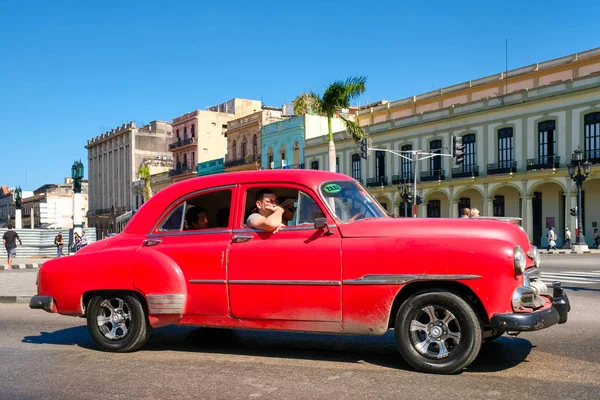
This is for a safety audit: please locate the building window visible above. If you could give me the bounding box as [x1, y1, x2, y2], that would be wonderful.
[293, 142, 300, 165]
[280, 144, 286, 167]
[183, 154, 188, 168]
[427, 200, 441, 218]
[268, 147, 274, 168]
[192, 151, 195, 166]
[375, 151, 385, 179]
[538, 121, 556, 163]
[463, 134, 476, 168]
[584, 112, 600, 161]
[429, 140, 442, 171]
[183, 127, 188, 140]
[241, 137, 248, 159]
[176, 129, 180, 139]
[401, 144, 412, 179]
[352, 154, 361, 181]
[191, 124, 195, 138]
[253, 135, 258, 155]
[336, 156, 339, 173]
[311, 160, 319, 170]
[458, 197, 471, 217]
[498, 127, 514, 167]
[493, 195, 505, 217]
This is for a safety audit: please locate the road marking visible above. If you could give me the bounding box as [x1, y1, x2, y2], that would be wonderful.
[539, 271, 600, 285]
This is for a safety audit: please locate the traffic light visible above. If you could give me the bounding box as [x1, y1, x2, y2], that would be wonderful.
[570, 207, 577, 217]
[359, 139, 368, 160]
[405, 193, 414, 203]
[452, 135, 465, 165]
[416, 195, 423, 205]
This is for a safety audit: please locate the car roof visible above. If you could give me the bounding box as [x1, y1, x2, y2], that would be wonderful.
[124, 169, 354, 234]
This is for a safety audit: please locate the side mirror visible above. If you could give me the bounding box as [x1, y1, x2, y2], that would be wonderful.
[314, 217, 334, 236]
[314, 217, 327, 230]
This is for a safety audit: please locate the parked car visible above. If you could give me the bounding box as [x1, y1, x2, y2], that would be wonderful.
[30, 170, 570, 374]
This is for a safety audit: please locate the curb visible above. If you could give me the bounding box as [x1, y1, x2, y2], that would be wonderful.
[0, 263, 40, 271]
[0, 296, 33, 304]
[540, 251, 594, 255]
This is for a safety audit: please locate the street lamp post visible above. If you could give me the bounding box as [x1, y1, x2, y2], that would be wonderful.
[71, 160, 84, 235]
[567, 148, 591, 251]
[14, 186, 22, 229]
[397, 179, 412, 218]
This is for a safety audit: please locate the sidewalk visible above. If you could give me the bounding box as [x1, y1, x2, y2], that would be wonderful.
[0, 258, 49, 304]
[0, 257, 51, 271]
[539, 249, 600, 255]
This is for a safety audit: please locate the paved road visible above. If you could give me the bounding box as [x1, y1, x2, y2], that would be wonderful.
[1, 255, 599, 399]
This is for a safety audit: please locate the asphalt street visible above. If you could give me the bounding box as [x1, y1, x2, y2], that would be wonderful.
[0, 255, 599, 399]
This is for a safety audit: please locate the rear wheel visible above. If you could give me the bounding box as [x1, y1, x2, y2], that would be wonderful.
[394, 291, 482, 374]
[86, 293, 149, 352]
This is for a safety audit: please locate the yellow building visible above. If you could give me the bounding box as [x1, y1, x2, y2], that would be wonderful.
[304, 47, 600, 248]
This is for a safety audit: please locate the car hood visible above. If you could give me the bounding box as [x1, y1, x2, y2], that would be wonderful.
[337, 217, 528, 244]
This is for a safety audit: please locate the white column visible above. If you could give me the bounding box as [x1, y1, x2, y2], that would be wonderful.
[73, 192, 82, 235]
[451, 201, 458, 218]
[485, 198, 494, 217]
[31, 208, 35, 229]
[15, 209, 22, 229]
[525, 196, 533, 243]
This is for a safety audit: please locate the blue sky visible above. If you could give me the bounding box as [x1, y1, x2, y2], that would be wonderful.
[1, 0, 598, 190]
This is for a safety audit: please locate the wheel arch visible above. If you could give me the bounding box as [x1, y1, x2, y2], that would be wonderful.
[387, 281, 488, 329]
[82, 289, 149, 321]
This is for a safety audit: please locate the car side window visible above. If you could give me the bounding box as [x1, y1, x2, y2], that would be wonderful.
[243, 187, 323, 228]
[157, 189, 232, 232]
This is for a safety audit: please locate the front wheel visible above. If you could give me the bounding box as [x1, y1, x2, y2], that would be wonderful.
[86, 293, 149, 352]
[394, 291, 482, 374]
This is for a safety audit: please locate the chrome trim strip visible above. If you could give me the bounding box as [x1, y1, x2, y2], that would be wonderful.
[189, 279, 226, 284]
[146, 294, 185, 314]
[148, 229, 233, 238]
[228, 280, 341, 286]
[343, 274, 482, 285]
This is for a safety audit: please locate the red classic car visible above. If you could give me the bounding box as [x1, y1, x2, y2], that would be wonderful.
[30, 170, 570, 374]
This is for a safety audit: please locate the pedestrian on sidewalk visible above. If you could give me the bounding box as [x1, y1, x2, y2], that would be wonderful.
[72, 232, 81, 252]
[563, 227, 572, 249]
[594, 229, 599, 249]
[80, 231, 88, 249]
[547, 227, 557, 250]
[3, 224, 22, 270]
[54, 232, 64, 257]
[460, 208, 471, 218]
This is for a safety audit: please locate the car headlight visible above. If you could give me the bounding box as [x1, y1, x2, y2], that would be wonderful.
[527, 246, 541, 268]
[514, 245, 526, 276]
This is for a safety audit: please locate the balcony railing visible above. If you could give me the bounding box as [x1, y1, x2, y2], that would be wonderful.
[366, 176, 388, 187]
[169, 137, 197, 150]
[526, 156, 560, 171]
[224, 154, 261, 168]
[392, 173, 414, 185]
[452, 165, 479, 179]
[421, 169, 445, 182]
[487, 160, 518, 175]
[169, 164, 196, 176]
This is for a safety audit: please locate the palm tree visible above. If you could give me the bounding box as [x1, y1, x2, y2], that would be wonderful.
[292, 76, 368, 172]
[138, 164, 152, 202]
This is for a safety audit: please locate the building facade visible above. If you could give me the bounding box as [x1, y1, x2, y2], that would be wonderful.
[132, 157, 174, 210]
[86, 120, 172, 232]
[224, 107, 285, 172]
[304, 47, 600, 248]
[261, 114, 345, 170]
[0, 186, 14, 228]
[21, 180, 88, 229]
[169, 98, 262, 182]
[197, 158, 225, 176]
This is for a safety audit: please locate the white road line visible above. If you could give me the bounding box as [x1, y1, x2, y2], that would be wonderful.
[540, 279, 594, 285]
[553, 271, 600, 277]
[540, 275, 599, 282]
[541, 273, 600, 279]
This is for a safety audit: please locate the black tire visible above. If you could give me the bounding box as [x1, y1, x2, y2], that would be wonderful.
[394, 290, 482, 374]
[86, 293, 149, 352]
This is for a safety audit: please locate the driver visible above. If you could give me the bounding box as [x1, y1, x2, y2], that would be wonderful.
[246, 189, 285, 233]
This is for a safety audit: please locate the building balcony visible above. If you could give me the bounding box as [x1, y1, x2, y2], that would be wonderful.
[169, 137, 197, 151]
[224, 154, 261, 168]
[392, 173, 414, 185]
[421, 169, 445, 182]
[452, 165, 479, 179]
[526, 156, 560, 171]
[487, 161, 518, 175]
[169, 164, 196, 176]
[366, 177, 388, 187]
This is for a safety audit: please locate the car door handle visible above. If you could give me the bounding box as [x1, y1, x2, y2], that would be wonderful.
[232, 234, 253, 243]
[143, 238, 162, 247]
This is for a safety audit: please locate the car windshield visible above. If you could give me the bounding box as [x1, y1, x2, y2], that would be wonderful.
[319, 180, 388, 222]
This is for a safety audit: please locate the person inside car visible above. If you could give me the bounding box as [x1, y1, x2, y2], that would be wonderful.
[246, 189, 285, 233]
[276, 196, 297, 226]
[185, 207, 209, 230]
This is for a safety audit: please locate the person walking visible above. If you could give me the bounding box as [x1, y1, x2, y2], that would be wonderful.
[547, 227, 557, 250]
[55, 232, 64, 257]
[3, 224, 22, 270]
[563, 227, 572, 249]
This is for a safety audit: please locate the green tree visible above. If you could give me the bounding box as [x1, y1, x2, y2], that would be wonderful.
[138, 164, 152, 202]
[292, 76, 368, 172]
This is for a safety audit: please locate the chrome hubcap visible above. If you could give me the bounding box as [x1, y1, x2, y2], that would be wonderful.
[409, 305, 461, 359]
[96, 298, 132, 340]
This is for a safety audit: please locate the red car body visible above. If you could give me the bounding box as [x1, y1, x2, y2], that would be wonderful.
[30, 170, 570, 374]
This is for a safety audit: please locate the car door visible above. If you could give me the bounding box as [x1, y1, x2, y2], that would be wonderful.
[227, 184, 342, 322]
[135, 186, 235, 316]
